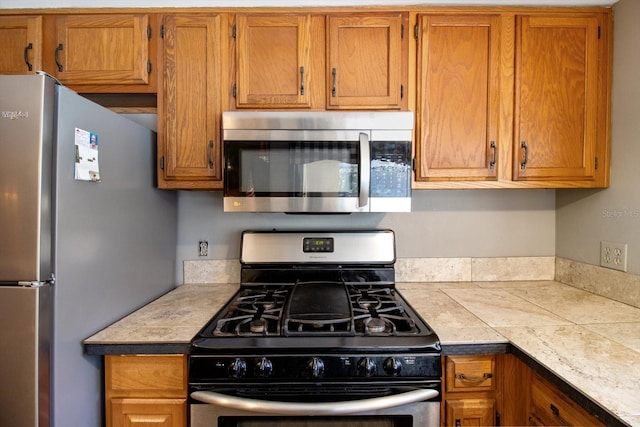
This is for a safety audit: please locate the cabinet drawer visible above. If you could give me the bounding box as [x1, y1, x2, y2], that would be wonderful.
[530, 373, 604, 426]
[106, 355, 187, 398]
[445, 355, 495, 392]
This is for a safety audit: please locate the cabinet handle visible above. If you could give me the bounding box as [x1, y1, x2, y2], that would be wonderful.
[455, 419, 461, 427]
[455, 372, 493, 383]
[520, 140, 528, 170]
[208, 140, 214, 170]
[331, 68, 337, 97]
[550, 403, 570, 426]
[300, 66, 305, 96]
[489, 141, 496, 169]
[24, 43, 33, 71]
[55, 43, 64, 72]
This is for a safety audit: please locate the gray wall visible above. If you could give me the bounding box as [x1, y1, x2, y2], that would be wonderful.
[556, 0, 640, 275]
[176, 189, 555, 282]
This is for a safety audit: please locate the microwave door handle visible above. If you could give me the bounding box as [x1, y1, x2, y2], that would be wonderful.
[359, 132, 370, 209]
[191, 389, 439, 416]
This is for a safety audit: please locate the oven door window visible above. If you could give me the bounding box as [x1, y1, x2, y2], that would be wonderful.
[218, 416, 412, 427]
[225, 141, 359, 197]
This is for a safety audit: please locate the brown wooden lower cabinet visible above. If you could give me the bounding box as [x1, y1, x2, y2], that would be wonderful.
[444, 353, 606, 427]
[443, 355, 497, 426]
[110, 398, 186, 427]
[446, 398, 497, 426]
[105, 354, 187, 427]
[528, 372, 604, 427]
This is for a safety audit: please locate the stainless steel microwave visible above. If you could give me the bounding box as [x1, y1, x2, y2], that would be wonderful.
[222, 111, 414, 213]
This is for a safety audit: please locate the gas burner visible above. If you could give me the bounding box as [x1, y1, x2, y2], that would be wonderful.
[357, 295, 381, 309]
[364, 317, 388, 333]
[249, 318, 267, 333]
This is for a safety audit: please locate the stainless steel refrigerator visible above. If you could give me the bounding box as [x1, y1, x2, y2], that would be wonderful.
[0, 74, 177, 427]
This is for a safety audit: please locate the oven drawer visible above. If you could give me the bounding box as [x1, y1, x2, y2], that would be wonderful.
[445, 355, 495, 393]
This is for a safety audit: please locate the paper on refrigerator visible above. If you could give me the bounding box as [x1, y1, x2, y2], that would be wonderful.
[74, 127, 100, 182]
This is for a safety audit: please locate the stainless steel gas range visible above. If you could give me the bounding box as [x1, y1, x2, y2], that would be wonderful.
[189, 230, 441, 427]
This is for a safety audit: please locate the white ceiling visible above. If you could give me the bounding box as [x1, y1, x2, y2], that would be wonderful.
[0, 0, 619, 9]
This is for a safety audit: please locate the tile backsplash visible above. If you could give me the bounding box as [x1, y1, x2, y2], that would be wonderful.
[555, 257, 640, 309]
[183, 256, 640, 309]
[183, 256, 556, 284]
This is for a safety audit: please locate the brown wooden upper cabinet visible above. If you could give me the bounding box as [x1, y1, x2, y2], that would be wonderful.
[0, 15, 43, 74]
[513, 14, 606, 185]
[415, 14, 501, 182]
[157, 14, 224, 190]
[414, 11, 610, 188]
[51, 14, 156, 91]
[234, 14, 316, 109]
[327, 13, 408, 110]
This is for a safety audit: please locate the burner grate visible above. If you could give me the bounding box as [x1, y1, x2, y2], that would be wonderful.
[212, 288, 287, 336]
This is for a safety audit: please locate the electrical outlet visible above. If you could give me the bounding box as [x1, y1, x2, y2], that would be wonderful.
[198, 240, 208, 257]
[600, 241, 627, 272]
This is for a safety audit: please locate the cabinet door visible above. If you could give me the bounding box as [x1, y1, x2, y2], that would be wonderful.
[159, 15, 223, 189]
[0, 16, 42, 74]
[530, 373, 604, 427]
[446, 398, 496, 427]
[235, 14, 312, 108]
[513, 15, 600, 182]
[53, 14, 151, 86]
[110, 398, 186, 427]
[327, 13, 407, 109]
[416, 15, 500, 182]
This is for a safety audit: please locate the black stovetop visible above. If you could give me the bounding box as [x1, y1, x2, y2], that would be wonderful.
[191, 280, 440, 354]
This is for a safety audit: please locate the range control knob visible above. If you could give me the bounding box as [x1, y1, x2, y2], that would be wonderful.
[254, 357, 273, 378]
[228, 358, 247, 378]
[357, 357, 377, 377]
[384, 357, 403, 376]
[306, 357, 325, 379]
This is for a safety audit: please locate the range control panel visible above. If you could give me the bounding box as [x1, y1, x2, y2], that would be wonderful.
[189, 353, 441, 382]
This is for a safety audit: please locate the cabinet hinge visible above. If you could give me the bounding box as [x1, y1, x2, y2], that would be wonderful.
[160, 24, 164, 39]
[412, 157, 416, 171]
[400, 85, 404, 99]
[232, 24, 236, 39]
[401, 24, 404, 39]
[598, 25, 601, 39]
[147, 60, 152, 74]
[595, 156, 599, 170]
[414, 23, 419, 40]
[160, 156, 165, 170]
[147, 24, 152, 40]
[232, 84, 237, 98]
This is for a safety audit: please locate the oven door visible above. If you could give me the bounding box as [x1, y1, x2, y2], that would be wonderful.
[190, 383, 440, 427]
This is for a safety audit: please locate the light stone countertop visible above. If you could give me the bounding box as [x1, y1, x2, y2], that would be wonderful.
[85, 280, 640, 427]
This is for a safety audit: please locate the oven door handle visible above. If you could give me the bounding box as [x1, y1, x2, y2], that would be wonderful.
[358, 132, 370, 209]
[190, 388, 439, 416]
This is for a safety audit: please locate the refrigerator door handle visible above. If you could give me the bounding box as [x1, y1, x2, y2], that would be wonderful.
[18, 274, 55, 288]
